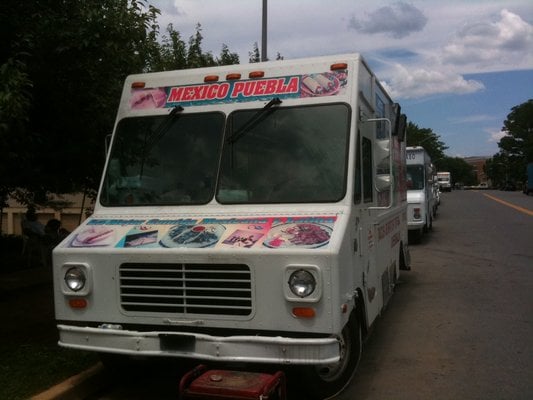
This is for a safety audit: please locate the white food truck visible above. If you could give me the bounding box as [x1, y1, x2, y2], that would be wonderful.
[53, 54, 410, 399]
[406, 146, 436, 241]
[437, 171, 452, 192]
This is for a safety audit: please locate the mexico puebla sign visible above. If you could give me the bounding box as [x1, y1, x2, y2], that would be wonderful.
[129, 70, 348, 109]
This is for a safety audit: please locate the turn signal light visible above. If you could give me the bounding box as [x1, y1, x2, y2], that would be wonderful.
[69, 298, 88, 309]
[292, 307, 316, 318]
[204, 75, 219, 82]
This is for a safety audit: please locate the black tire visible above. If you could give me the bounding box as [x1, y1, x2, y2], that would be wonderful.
[302, 315, 362, 399]
[399, 242, 410, 271]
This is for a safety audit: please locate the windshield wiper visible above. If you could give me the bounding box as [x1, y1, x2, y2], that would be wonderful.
[146, 105, 184, 150]
[140, 105, 184, 176]
[227, 97, 282, 144]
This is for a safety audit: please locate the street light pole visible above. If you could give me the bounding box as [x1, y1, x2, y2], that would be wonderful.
[261, 0, 268, 61]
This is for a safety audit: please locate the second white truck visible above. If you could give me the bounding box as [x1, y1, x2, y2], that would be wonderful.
[406, 146, 436, 241]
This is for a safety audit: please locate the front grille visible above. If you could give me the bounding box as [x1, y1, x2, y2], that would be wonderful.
[119, 263, 252, 316]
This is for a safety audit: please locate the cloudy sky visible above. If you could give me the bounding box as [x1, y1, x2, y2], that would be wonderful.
[149, 0, 533, 157]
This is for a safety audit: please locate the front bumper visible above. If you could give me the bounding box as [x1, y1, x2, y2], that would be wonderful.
[58, 324, 340, 365]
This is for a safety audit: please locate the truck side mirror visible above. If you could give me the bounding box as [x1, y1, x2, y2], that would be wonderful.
[375, 174, 391, 191]
[363, 117, 394, 210]
[374, 138, 392, 192]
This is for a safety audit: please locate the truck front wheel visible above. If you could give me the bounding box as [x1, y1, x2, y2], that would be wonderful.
[302, 315, 362, 399]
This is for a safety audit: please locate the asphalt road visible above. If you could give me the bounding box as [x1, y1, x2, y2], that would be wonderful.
[8, 189, 533, 399]
[339, 189, 533, 400]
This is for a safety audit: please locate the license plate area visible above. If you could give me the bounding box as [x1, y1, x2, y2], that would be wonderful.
[159, 334, 196, 351]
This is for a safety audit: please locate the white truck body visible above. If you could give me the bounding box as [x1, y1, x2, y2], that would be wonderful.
[437, 171, 452, 192]
[406, 146, 435, 240]
[53, 54, 409, 398]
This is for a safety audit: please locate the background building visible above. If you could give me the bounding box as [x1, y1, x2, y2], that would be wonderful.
[1, 193, 93, 236]
[464, 156, 489, 186]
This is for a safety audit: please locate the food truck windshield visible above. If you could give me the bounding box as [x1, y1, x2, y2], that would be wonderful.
[406, 165, 425, 191]
[100, 103, 350, 206]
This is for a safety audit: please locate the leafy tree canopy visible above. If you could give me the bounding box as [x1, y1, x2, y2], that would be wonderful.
[249, 42, 261, 63]
[0, 0, 240, 212]
[486, 99, 533, 187]
[406, 122, 448, 163]
[499, 99, 533, 161]
[406, 121, 477, 185]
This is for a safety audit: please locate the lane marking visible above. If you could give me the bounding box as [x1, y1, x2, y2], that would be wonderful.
[483, 193, 533, 216]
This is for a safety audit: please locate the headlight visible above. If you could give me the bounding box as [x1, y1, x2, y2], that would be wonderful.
[288, 269, 316, 298]
[64, 266, 86, 292]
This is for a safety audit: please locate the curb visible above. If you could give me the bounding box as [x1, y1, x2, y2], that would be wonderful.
[31, 363, 111, 400]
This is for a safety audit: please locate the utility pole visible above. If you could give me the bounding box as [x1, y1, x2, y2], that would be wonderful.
[261, 0, 268, 61]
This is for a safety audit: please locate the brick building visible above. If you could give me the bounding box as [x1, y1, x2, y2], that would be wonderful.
[464, 156, 489, 186]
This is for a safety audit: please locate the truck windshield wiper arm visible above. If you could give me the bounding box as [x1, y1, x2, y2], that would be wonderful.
[227, 97, 282, 144]
[146, 105, 184, 150]
[140, 105, 184, 176]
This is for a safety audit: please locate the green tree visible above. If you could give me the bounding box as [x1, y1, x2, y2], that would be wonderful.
[148, 23, 188, 71]
[1, 1, 241, 212]
[1, 0, 161, 208]
[500, 99, 533, 161]
[405, 121, 478, 185]
[486, 100, 533, 186]
[249, 42, 261, 63]
[187, 23, 215, 68]
[218, 44, 240, 66]
[0, 56, 33, 231]
[437, 157, 477, 186]
[485, 153, 515, 188]
[147, 24, 239, 71]
[406, 122, 447, 164]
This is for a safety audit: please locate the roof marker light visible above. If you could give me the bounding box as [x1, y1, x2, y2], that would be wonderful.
[226, 73, 241, 80]
[249, 71, 265, 78]
[131, 81, 146, 89]
[204, 75, 219, 82]
[330, 62, 348, 71]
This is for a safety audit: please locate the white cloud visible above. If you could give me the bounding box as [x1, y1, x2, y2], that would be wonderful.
[381, 63, 485, 99]
[488, 129, 506, 143]
[148, 1, 531, 100]
[441, 9, 533, 72]
[379, 8, 532, 99]
[348, 2, 428, 39]
[449, 114, 495, 124]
